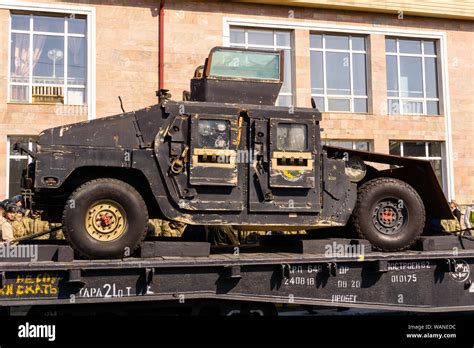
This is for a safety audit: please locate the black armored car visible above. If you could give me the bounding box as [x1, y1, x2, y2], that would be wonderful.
[20, 47, 452, 259]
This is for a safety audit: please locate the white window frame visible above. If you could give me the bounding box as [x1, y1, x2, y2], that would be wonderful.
[9, 13, 87, 105]
[228, 27, 294, 106]
[5, 136, 36, 198]
[222, 17, 454, 200]
[397, 141, 443, 160]
[386, 38, 440, 116]
[324, 139, 373, 151]
[310, 33, 368, 113]
[2, 1, 96, 119]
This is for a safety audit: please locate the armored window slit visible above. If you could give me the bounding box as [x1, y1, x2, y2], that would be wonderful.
[198, 154, 230, 164]
[271, 151, 313, 171]
[276, 158, 308, 167]
[192, 148, 236, 168]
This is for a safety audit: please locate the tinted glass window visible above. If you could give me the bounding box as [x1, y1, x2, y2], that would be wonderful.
[276, 124, 308, 151]
[385, 38, 440, 115]
[310, 34, 368, 113]
[209, 49, 280, 80]
[198, 119, 231, 148]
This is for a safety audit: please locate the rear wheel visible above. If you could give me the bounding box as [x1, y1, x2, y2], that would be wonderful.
[353, 178, 425, 251]
[63, 178, 148, 259]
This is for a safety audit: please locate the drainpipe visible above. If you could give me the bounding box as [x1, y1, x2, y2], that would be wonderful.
[159, 0, 165, 90]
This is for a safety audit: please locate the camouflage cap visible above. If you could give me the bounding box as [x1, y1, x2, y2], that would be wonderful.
[10, 195, 23, 204]
[5, 203, 20, 213]
[0, 199, 10, 210]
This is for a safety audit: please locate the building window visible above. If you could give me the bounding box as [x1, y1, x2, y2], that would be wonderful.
[389, 141, 444, 186]
[386, 38, 440, 115]
[229, 28, 293, 106]
[9, 13, 87, 105]
[310, 33, 368, 113]
[324, 139, 372, 151]
[6, 136, 37, 197]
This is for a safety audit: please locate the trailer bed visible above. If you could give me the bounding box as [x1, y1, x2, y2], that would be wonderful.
[1, 235, 474, 313]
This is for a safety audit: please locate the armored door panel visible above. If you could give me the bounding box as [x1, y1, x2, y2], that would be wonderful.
[248, 116, 321, 213]
[189, 114, 238, 186]
[157, 107, 243, 212]
[269, 119, 315, 188]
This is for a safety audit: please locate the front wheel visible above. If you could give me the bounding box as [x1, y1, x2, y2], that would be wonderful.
[62, 178, 149, 259]
[352, 178, 425, 251]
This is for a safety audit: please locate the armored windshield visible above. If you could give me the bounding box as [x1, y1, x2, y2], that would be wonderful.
[208, 48, 281, 81]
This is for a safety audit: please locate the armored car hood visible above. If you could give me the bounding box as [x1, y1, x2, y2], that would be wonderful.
[38, 104, 162, 149]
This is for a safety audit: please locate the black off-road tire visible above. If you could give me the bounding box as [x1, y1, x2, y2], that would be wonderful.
[62, 178, 149, 259]
[352, 177, 425, 251]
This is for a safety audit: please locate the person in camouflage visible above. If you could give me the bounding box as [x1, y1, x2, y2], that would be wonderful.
[9, 195, 23, 208]
[0, 202, 14, 243]
[163, 220, 186, 237]
[441, 219, 462, 234]
[148, 219, 186, 237]
[17, 214, 64, 240]
[206, 225, 240, 246]
[7, 196, 62, 240]
[21, 212, 52, 240]
[0, 200, 7, 217]
[4, 196, 29, 239]
[3, 204, 23, 239]
[148, 219, 161, 237]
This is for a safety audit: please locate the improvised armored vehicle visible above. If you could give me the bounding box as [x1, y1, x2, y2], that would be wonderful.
[19, 47, 452, 259]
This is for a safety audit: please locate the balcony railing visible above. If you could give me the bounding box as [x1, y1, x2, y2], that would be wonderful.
[32, 85, 64, 104]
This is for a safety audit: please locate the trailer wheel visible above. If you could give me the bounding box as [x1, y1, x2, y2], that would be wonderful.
[352, 177, 425, 251]
[63, 178, 148, 259]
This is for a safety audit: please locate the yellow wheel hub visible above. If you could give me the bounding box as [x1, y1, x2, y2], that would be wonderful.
[85, 201, 126, 241]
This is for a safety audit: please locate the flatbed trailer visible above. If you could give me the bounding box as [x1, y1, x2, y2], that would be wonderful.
[1, 234, 474, 315]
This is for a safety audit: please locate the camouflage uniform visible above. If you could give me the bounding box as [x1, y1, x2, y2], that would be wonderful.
[11, 211, 59, 240]
[0, 216, 14, 243]
[10, 218, 27, 239]
[206, 226, 239, 246]
[146, 221, 157, 237]
[149, 219, 186, 237]
[148, 219, 162, 236]
[241, 230, 268, 244]
[49, 223, 65, 240]
[441, 219, 462, 234]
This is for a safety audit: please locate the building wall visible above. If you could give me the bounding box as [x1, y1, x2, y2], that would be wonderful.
[234, 0, 474, 20]
[0, 0, 473, 206]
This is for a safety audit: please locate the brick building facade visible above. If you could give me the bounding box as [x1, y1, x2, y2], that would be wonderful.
[0, 0, 473, 205]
